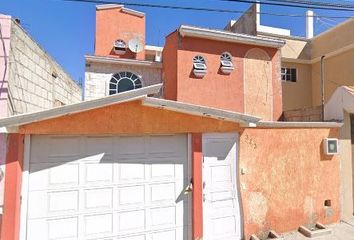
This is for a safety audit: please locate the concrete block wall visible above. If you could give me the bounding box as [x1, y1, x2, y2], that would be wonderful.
[7, 20, 81, 115]
[0, 15, 11, 118]
[85, 61, 162, 100]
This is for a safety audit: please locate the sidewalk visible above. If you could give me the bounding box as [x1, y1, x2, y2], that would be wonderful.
[281, 219, 354, 240]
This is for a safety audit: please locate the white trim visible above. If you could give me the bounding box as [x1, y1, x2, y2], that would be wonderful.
[85, 55, 162, 68]
[145, 45, 163, 52]
[179, 25, 285, 49]
[0, 126, 19, 133]
[142, 97, 261, 124]
[0, 84, 162, 128]
[187, 133, 193, 240]
[19, 135, 30, 240]
[282, 57, 311, 64]
[96, 4, 145, 17]
[121, 7, 145, 17]
[257, 121, 343, 128]
[96, 4, 123, 10]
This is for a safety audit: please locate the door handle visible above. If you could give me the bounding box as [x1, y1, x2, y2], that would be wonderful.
[184, 182, 193, 195]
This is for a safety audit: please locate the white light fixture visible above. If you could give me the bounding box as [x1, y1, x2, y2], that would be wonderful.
[323, 138, 339, 155]
[193, 55, 207, 78]
[220, 52, 234, 74]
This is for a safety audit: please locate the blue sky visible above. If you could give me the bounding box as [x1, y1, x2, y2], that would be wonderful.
[0, 0, 350, 83]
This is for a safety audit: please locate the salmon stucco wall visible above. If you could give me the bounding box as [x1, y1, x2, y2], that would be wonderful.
[239, 127, 340, 239]
[19, 100, 242, 135]
[95, 6, 145, 60]
[163, 33, 282, 120]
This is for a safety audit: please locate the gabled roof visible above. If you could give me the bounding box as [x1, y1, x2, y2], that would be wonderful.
[142, 97, 260, 125]
[0, 84, 162, 129]
[178, 25, 285, 49]
[0, 84, 261, 131]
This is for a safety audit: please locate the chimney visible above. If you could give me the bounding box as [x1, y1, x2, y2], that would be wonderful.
[306, 10, 314, 39]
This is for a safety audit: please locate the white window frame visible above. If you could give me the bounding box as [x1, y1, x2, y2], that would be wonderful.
[106, 71, 144, 95]
[281, 67, 297, 82]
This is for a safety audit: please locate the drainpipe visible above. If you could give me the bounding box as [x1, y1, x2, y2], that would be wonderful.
[321, 56, 325, 122]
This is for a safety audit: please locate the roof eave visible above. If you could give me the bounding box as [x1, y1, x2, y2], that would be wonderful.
[0, 84, 163, 129]
[179, 25, 285, 49]
[142, 97, 261, 125]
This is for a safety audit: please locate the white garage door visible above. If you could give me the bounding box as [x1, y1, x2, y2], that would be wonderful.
[25, 135, 190, 240]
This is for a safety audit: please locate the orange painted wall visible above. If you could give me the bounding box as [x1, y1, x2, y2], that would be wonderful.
[163, 34, 283, 120]
[162, 31, 178, 100]
[239, 128, 340, 239]
[95, 6, 145, 60]
[17, 100, 340, 239]
[19, 100, 241, 135]
[192, 133, 203, 240]
[1, 134, 24, 240]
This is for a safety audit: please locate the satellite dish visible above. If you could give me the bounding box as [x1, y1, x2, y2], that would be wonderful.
[128, 38, 143, 53]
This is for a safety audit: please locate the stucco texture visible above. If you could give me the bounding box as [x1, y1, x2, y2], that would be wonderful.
[19, 100, 241, 135]
[239, 127, 340, 239]
[95, 7, 145, 60]
[163, 34, 283, 120]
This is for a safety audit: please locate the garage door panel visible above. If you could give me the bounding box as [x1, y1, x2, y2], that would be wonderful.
[84, 213, 113, 237]
[118, 163, 145, 181]
[150, 206, 176, 227]
[31, 136, 81, 163]
[117, 185, 145, 207]
[116, 136, 146, 158]
[28, 190, 79, 218]
[29, 163, 80, 190]
[118, 210, 146, 232]
[27, 135, 190, 240]
[27, 217, 79, 240]
[84, 188, 113, 210]
[85, 163, 114, 184]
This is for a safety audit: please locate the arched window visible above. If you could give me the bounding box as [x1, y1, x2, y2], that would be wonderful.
[220, 52, 234, 74]
[109, 72, 142, 95]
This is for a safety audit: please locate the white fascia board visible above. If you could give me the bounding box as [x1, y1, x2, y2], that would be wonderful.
[179, 25, 285, 49]
[96, 4, 124, 10]
[0, 126, 19, 133]
[85, 55, 162, 68]
[0, 84, 162, 128]
[121, 7, 145, 17]
[257, 121, 343, 128]
[145, 45, 163, 52]
[142, 97, 261, 124]
[257, 25, 291, 37]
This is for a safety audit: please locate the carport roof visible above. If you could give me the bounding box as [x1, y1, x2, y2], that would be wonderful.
[0, 84, 261, 131]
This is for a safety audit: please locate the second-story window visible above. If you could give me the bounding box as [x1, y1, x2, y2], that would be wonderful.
[109, 72, 142, 95]
[220, 52, 234, 74]
[281, 68, 297, 82]
[192, 55, 207, 77]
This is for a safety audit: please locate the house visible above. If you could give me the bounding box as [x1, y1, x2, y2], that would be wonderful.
[226, 3, 354, 222]
[0, 5, 343, 240]
[0, 14, 82, 229]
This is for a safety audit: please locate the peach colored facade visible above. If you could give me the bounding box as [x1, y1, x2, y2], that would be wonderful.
[95, 6, 145, 60]
[2, 100, 340, 240]
[163, 32, 283, 121]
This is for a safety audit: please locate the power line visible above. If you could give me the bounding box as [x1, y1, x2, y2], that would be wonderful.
[224, 0, 354, 12]
[263, 0, 354, 9]
[61, 0, 354, 18]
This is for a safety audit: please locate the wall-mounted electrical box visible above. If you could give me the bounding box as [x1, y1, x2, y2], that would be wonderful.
[323, 138, 339, 155]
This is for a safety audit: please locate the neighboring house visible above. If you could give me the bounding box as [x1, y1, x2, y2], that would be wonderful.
[0, 14, 82, 230]
[0, 5, 343, 240]
[226, 3, 354, 222]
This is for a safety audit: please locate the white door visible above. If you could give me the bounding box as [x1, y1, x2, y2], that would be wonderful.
[25, 135, 191, 240]
[202, 133, 241, 240]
